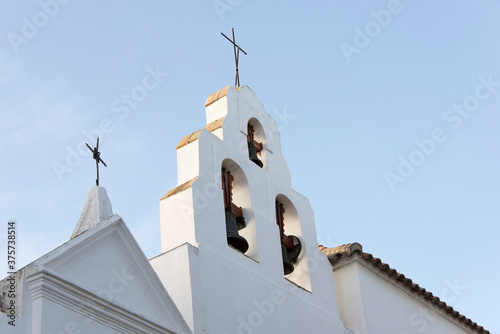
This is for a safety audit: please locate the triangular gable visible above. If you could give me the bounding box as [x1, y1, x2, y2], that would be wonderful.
[35, 214, 191, 334]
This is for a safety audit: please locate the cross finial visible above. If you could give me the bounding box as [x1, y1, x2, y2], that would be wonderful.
[221, 28, 247, 88]
[86, 137, 107, 186]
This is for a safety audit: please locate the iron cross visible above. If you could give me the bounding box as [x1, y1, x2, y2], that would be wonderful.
[86, 137, 107, 186]
[221, 28, 247, 88]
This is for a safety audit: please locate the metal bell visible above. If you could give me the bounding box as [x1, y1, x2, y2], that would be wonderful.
[236, 215, 246, 230]
[282, 244, 295, 275]
[290, 236, 302, 262]
[225, 211, 249, 253]
[248, 142, 263, 168]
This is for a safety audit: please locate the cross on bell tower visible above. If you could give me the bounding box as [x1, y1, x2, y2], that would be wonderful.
[221, 28, 247, 88]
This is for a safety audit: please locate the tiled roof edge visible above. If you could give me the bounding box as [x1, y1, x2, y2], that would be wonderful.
[205, 85, 230, 107]
[176, 116, 225, 150]
[160, 176, 198, 201]
[319, 244, 490, 334]
[318, 243, 362, 257]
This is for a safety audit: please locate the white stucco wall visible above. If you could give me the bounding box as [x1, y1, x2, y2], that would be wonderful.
[333, 260, 471, 334]
[150, 243, 202, 332]
[153, 240, 346, 334]
[154, 86, 347, 334]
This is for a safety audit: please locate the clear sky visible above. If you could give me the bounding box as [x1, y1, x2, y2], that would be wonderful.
[1, 1, 499, 332]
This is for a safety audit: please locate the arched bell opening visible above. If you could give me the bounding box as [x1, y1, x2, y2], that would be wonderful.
[275, 194, 303, 277]
[247, 118, 266, 169]
[221, 159, 258, 260]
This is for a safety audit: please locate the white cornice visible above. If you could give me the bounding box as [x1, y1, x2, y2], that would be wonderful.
[32, 214, 192, 333]
[26, 270, 181, 334]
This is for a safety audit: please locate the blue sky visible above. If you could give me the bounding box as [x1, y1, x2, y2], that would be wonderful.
[1, 0, 499, 332]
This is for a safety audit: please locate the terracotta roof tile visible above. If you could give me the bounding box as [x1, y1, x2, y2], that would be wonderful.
[176, 117, 225, 150]
[160, 176, 198, 200]
[318, 243, 362, 257]
[319, 244, 491, 334]
[205, 85, 230, 107]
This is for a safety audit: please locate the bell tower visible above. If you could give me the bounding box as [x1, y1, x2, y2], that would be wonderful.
[150, 85, 346, 334]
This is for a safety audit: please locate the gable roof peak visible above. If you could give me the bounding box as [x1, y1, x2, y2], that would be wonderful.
[71, 186, 114, 239]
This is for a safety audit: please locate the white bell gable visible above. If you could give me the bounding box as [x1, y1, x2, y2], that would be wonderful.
[153, 85, 346, 334]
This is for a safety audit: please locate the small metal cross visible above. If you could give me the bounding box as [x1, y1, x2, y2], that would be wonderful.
[221, 28, 247, 88]
[86, 137, 107, 186]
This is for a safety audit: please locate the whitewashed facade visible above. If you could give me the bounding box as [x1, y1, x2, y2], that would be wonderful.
[151, 85, 347, 334]
[321, 243, 486, 334]
[0, 85, 489, 334]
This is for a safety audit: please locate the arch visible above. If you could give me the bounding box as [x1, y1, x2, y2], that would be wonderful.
[275, 194, 301, 240]
[275, 195, 301, 273]
[221, 159, 258, 260]
[275, 194, 311, 290]
[247, 118, 266, 168]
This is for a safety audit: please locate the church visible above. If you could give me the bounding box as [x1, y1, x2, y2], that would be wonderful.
[0, 85, 490, 333]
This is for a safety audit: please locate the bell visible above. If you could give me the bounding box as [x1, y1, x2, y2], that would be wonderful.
[225, 211, 249, 253]
[282, 244, 295, 275]
[248, 142, 263, 168]
[236, 215, 246, 230]
[287, 235, 302, 264]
